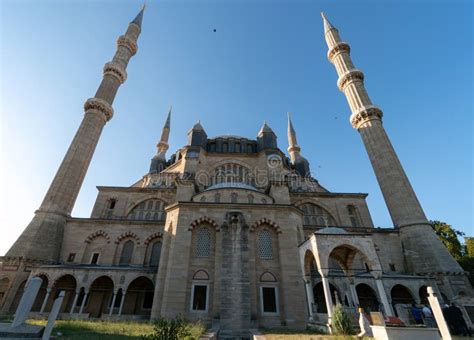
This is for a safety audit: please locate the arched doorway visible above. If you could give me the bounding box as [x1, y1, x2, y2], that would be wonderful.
[122, 277, 154, 317]
[419, 286, 429, 305]
[31, 275, 49, 312]
[0, 278, 10, 309]
[391, 284, 414, 305]
[391, 284, 415, 317]
[87, 276, 114, 318]
[49, 275, 77, 313]
[356, 283, 379, 312]
[9, 280, 26, 313]
[313, 281, 341, 313]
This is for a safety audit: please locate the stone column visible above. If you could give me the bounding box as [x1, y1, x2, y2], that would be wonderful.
[349, 280, 359, 307]
[373, 275, 393, 317]
[118, 293, 126, 316]
[40, 288, 52, 314]
[304, 279, 315, 321]
[78, 290, 88, 315]
[70, 290, 80, 314]
[319, 270, 333, 319]
[109, 292, 117, 316]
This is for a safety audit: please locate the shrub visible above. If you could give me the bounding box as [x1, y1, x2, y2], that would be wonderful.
[331, 304, 354, 335]
[142, 315, 191, 340]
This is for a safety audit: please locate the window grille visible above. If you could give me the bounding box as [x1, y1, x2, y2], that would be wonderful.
[128, 199, 166, 221]
[300, 203, 335, 226]
[196, 228, 211, 257]
[119, 240, 134, 265]
[258, 229, 273, 260]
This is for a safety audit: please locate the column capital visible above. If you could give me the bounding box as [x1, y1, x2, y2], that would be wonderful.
[103, 61, 127, 84]
[318, 269, 329, 277]
[350, 105, 383, 129]
[84, 97, 114, 122]
[370, 270, 383, 280]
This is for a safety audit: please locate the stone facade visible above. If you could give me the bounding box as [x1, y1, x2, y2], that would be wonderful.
[0, 7, 472, 336]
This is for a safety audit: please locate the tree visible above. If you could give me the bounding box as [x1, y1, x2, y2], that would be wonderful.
[430, 220, 465, 260]
[465, 237, 474, 257]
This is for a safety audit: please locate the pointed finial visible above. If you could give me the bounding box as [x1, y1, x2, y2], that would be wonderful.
[321, 12, 335, 33]
[258, 120, 273, 135]
[287, 112, 297, 147]
[164, 106, 171, 129]
[131, 3, 146, 28]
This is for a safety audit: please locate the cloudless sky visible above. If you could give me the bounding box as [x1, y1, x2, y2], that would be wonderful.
[0, 0, 472, 255]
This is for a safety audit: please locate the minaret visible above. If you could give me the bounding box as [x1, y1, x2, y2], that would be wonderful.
[321, 13, 464, 275]
[149, 106, 171, 173]
[5, 6, 145, 262]
[287, 113, 310, 176]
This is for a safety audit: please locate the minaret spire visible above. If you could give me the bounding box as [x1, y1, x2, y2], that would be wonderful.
[149, 106, 172, 173]
[5, 7, 145, 263]
[287, 112, 310, 176]
[321, 14, 464, 276]
[320, 12, 335, 33]
[287, 112, 299, 155]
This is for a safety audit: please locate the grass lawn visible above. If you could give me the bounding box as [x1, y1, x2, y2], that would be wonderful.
[261, 329, 367, 340]
[26, 319, 205, 340]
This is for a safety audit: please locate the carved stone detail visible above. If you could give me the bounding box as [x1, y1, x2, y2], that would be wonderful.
[327, 42, 350, 61]
[350, 105, 384, 129]
[84, 97, 114, 121]
[337, 69, 364, 90]
[250, 217, 282, 234]
[117, 35, 137, 55]
[85, 230, 111, 244]
[115, 231, 140, 244]
[189, 216, 219, 231]
[103, 61, 127, 84]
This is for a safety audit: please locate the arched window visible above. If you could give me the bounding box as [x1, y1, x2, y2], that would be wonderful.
[105, 199, 116, 218]
[258, 229, 273, 260]
[127, 199, 166, 221]
[248, 194, 254, 204]
[300, 203, 336, 226]
[214, 193, 221, 203]
[150, 241, 162, 267]
[231, 192, 238, 203]
[212, 163, 250, 185]
[119, 240, 134, 265]
[196, 228, 211, 258]
[347, 205, 360, 227]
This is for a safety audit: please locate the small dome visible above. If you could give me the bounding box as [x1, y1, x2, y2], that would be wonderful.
[205, 182, 259, 192]
[315, 227, 348, 235]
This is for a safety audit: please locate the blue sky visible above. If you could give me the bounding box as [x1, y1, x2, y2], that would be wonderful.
[0, 0, 472, 254]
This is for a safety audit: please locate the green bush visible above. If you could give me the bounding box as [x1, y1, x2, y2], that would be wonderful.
[142, 316, 194, 340]
[331, 304, 354, 335]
